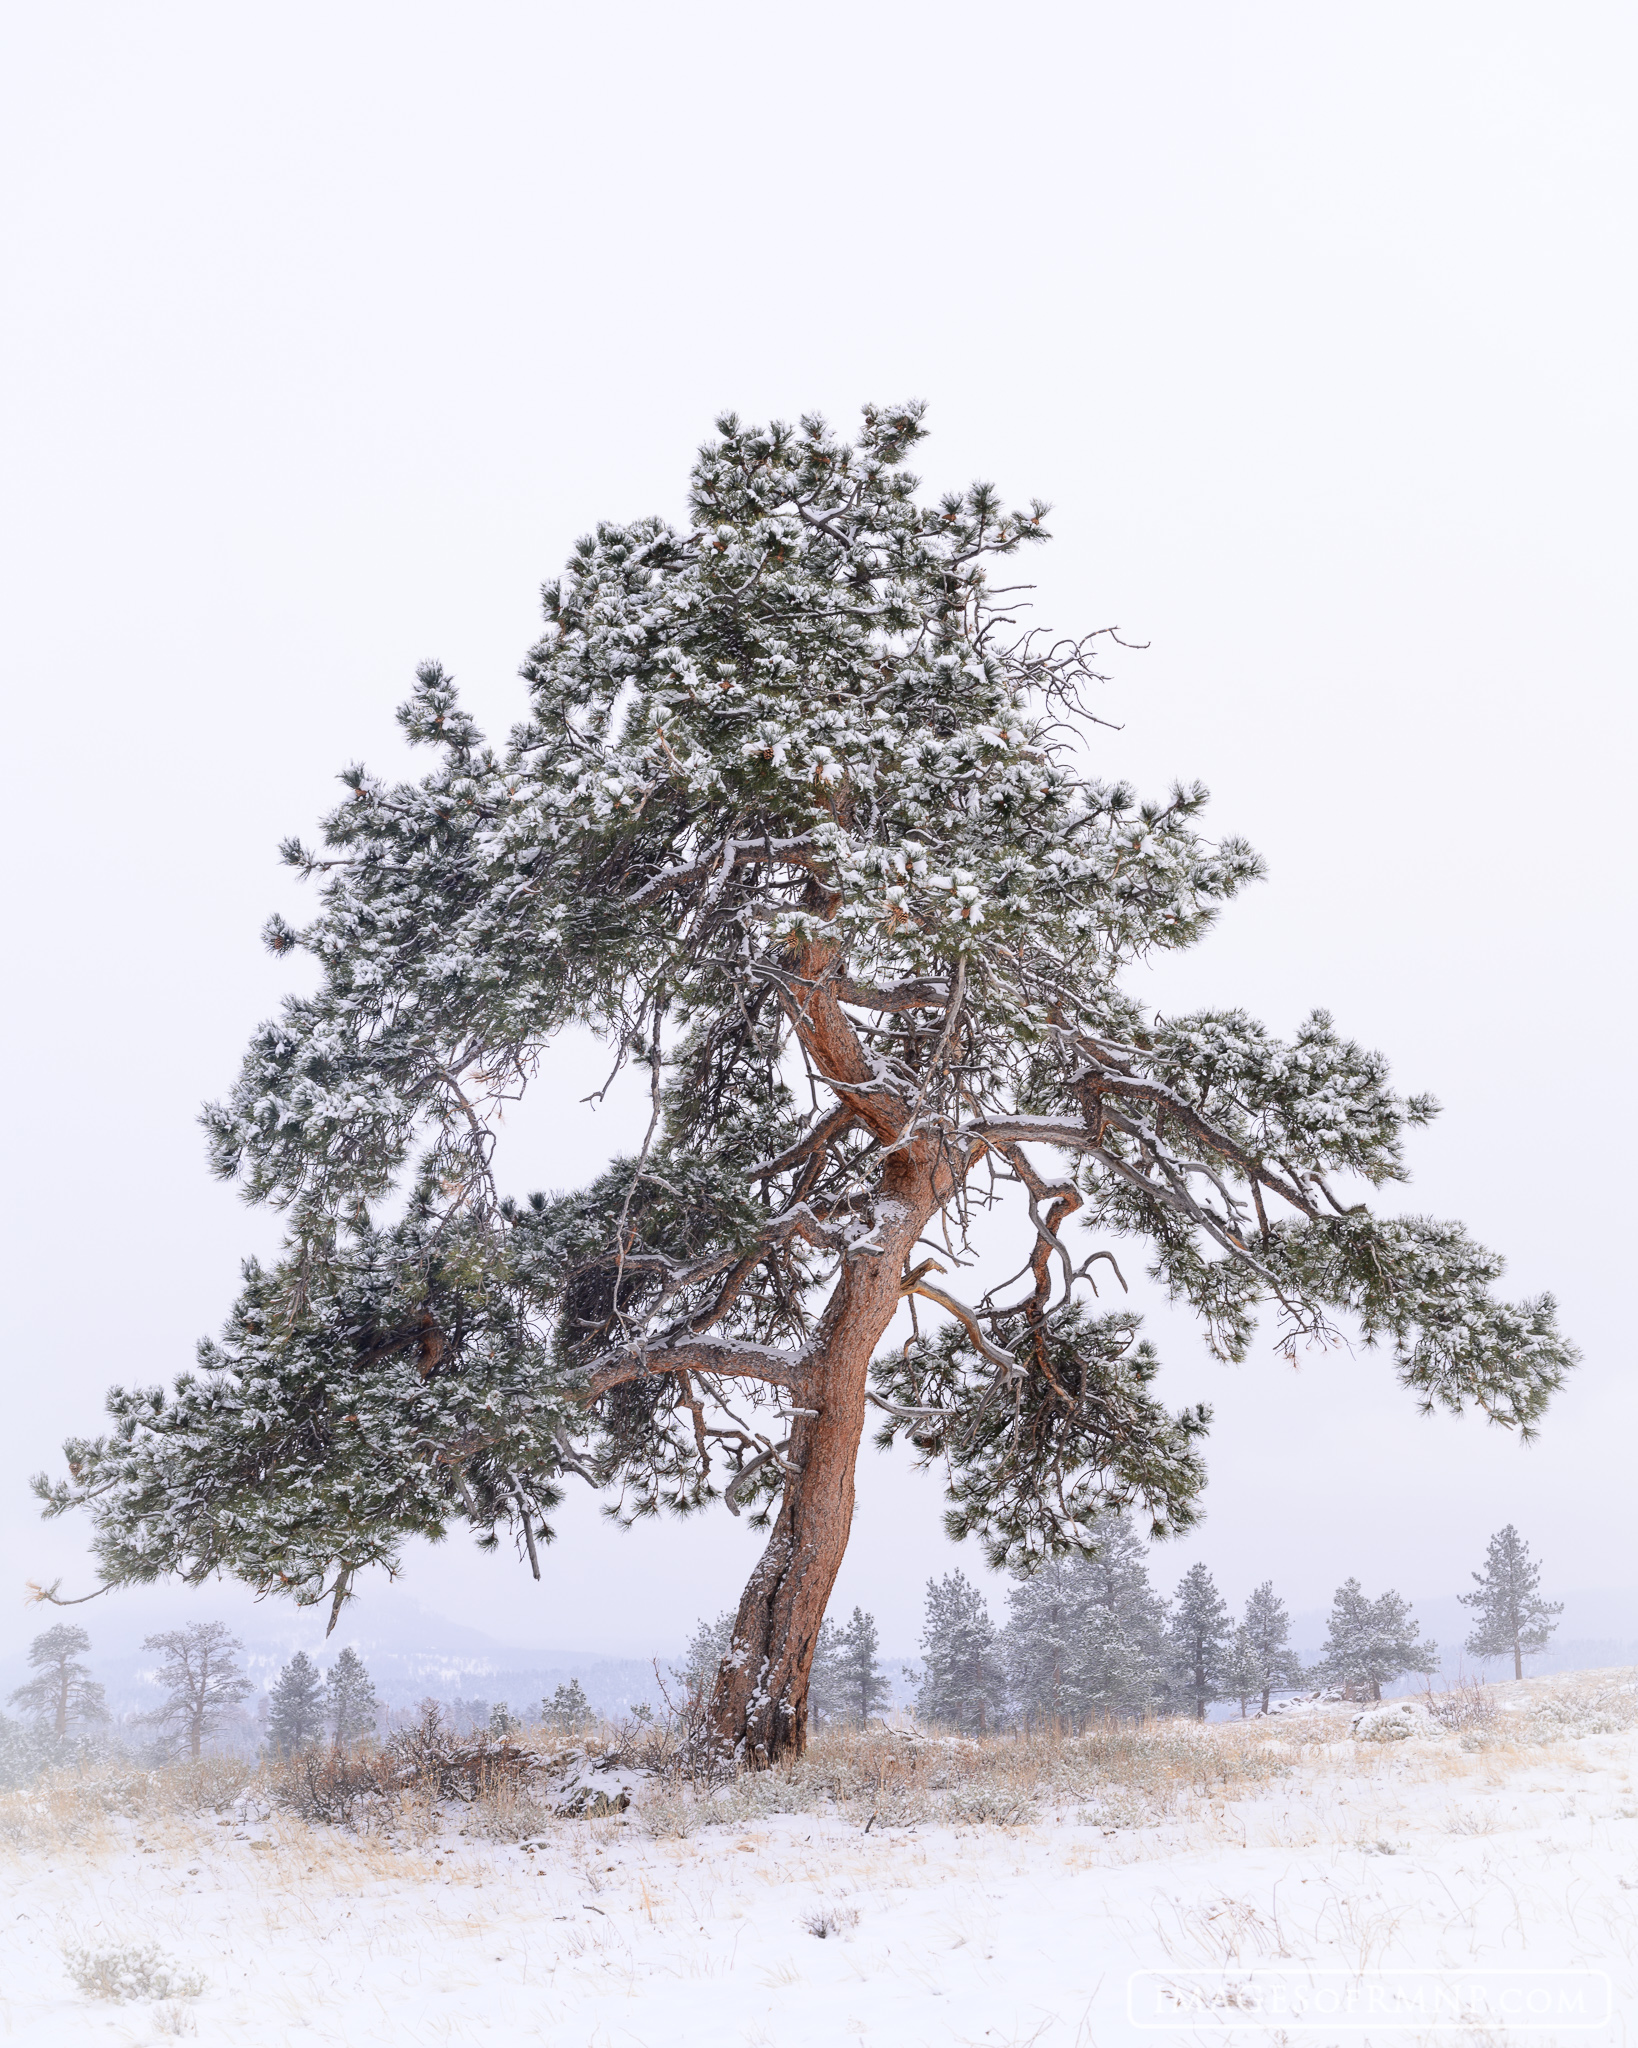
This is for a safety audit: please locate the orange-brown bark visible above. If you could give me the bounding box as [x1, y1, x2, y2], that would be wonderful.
[705, 945, 955, 1763]
[706, 1153, 936, 1764]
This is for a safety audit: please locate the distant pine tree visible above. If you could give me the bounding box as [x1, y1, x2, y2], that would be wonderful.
[546, 1678, 590, 1730]
[1241, 1582, 1304, 1714]
[267, 1651, 326, 1756]
[675, 1613, 735, 1708]
[1314, 1579, 1438, 1701]
[1459, 1526, 1562, 1680]
[323, 1645, 379, 1747]
[1073, 1517, 1169, 1721]
[1006, 1517, 1169, 1727]
[144, 1622, 253, 1760]
[8, 1625, 108, 1739]
[916, 1572, 1006, 1733]
[808, 1617, 844, 1725]
[834, 1608, 890, 1726]
[1005, 1559, 1084, 1727]
[1167, 1564, 1231, 1720]
[1224, 1624, 1265, 1718]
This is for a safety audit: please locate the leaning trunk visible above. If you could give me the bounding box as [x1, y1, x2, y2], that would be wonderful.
[706, 1367, 869, 1765]
[707, 1158, 932, 1766]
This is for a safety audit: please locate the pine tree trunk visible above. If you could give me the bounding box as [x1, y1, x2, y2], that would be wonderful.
[1513, 1639, 1522, 1681]
[706, 1156, 933, 1767]
[704, 1347, 870, 1767]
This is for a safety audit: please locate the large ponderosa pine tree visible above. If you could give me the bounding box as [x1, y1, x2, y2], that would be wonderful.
[33, 407, 1575, 1764]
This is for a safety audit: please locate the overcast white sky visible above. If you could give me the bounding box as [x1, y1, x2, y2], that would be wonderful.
[2, 3, 1633, 1670]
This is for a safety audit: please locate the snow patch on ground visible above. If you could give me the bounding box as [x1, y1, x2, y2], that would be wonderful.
[4, 1669, 1636, 2045]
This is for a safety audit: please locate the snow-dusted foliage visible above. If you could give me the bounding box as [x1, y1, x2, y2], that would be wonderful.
[1240, 1581, 1305, 1714]
[266, 1652, 325, 1757]
[33, 405, 1575, 1747]
[1460, 1525, 1562, 1679]
[916, 1571, 1007, 1733]
[1313, 1579, 1439, 1702]
[1004, 1514, 1168, 1725]
[1166, 1563, 1234, 1720]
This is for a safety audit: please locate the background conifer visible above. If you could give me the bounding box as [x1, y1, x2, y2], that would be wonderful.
[916, 1572, 1007, 1733]
[267, 1651, 325, 1756]
[1241, 1582, 1305, 1714]
[7, 1625, 108, 1739]
[1167, 1564, 1231, 1720]
[1459, 1526, 1562, 1680]
[323, 1646, 379, 1746]
[1314, 1580, 1438, 1701]
[144, 1622, 252, 1759]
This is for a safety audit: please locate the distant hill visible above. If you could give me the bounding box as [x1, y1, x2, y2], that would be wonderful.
[0, 1594, 666, 1722]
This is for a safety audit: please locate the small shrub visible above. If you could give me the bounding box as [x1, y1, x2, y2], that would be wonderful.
[269, 1744, 385, 1826]
[802, 1905, 859, 1939]
[639, 1789, 700, 1839]
[1351, 1704, 1422, 1743]
[0, 1716, 110, 1792]
[267, 1703, 549, 1829]
[62, 1941, 206, 2002]
[468, 1775, 561, 1840]
[946, 1784, 1040, 1826]
[1424, 1682, 1496, 1735]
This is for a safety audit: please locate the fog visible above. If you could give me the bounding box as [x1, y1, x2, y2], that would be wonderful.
[2, 3, 1632, 1675]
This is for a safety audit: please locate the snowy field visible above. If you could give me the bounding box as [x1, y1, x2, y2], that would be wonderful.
[4, 1670, 1636, 2047]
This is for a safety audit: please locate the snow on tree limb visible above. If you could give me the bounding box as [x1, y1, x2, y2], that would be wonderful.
[34, 403, 1576, 1759]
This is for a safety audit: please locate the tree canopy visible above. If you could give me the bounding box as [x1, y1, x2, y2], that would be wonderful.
[35, 404, 1575, 1761]
[7, 1625, 108, 1740]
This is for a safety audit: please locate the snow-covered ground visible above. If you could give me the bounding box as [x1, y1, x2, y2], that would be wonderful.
[4, 1670, 1636, 2046]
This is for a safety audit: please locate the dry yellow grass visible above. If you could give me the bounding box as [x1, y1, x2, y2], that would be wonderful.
[3, 1665, 1632, 1866]
[6, 1675, 1636, 2047]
